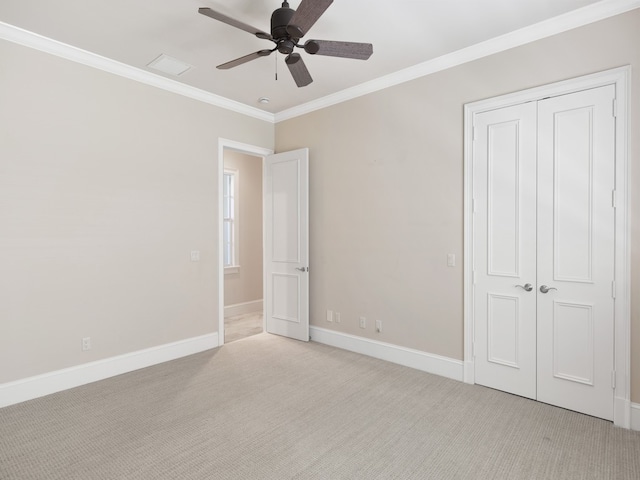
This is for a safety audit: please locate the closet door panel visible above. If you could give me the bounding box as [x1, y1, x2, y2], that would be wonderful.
[473, 102, 538, 399]
[536, 85, 616, 421]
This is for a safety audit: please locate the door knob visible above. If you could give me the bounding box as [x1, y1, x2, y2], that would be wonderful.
[515, 283, 533, 292]
[296, 267, 308, 272]
[539, 285, 557, 294]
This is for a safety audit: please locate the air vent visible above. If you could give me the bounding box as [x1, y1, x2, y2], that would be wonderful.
[147, 54, 192, 76]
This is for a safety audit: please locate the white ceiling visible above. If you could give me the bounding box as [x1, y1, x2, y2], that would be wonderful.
[0, 0, 618, 114]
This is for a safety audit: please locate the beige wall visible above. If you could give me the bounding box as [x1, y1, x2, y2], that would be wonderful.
[2, 9, 639, 404]
[276, 10, 640, 401]
[0, 39, 273, 384]
[223, 151, 263, 308]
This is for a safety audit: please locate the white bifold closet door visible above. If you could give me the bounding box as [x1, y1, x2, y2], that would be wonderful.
[473, 85, 616, 421]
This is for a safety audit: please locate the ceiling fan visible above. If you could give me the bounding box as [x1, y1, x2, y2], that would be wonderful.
[198, 0, 373, 87]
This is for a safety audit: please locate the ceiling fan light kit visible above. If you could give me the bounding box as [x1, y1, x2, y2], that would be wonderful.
[198, 0, 373, 87]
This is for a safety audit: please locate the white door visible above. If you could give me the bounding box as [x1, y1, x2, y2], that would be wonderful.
[473, 102, 538, 400]
[536, 86, 615, 420]
[473, 85, 616, 420]
[264, 148, 309, 342]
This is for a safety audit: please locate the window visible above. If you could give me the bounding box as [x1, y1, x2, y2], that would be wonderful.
[223, 169, 239, 273]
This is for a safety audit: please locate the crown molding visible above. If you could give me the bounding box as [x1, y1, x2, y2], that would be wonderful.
[274, 0, 640, 122]
[2, 0, 639, 124]
[0, 21, 275, 124]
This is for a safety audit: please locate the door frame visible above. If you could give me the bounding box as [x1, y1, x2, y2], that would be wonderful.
[463, 66, 631, 428]
[217, 138, 274, 346]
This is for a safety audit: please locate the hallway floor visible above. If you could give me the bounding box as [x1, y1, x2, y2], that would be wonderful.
[224, 312, 263, 343]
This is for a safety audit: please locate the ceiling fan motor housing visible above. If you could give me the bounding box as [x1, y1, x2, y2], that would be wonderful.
[272, 2, 296, 41]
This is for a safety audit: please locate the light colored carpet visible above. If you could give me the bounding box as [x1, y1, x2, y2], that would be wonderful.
[224, 312, 263, 343]
[1, 333, 639, 479]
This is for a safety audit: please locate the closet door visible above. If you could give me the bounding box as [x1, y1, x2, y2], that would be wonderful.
[473, 85, 616, 421]
[536, 85, 616, 420]
[473, 102, 538, 400]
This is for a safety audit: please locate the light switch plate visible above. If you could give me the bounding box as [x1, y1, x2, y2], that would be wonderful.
[447, 253, 456, 267]
[191, 250, 200, 262]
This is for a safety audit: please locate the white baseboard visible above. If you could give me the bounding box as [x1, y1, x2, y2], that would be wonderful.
[0, 332, 218, 408]
[310, 326, 464, 382]
[224, 299, 263, 318]
[631, 403, 640, 431]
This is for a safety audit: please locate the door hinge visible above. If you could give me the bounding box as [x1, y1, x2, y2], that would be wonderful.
[472, 270, 477, 285]
[612, 190, 617, 208]
[612, 99, 617, 117]
[472, 198, 476, 214]
[612, 370, 616, 389]
[611, 280, 616, 299]
[472, 124, 477, 141]
[472, 341, 476, 358]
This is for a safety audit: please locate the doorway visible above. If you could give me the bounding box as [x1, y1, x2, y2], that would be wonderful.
[218, 140, 310, 346]
[463, 68, 631, 427]
[218, 139, 273, 345]
[222, 148, 265, 343]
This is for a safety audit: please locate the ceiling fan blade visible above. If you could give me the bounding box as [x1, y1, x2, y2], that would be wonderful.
[304, 40, 373, 60]
[285, 53, 313, 87]
[198, 7, 273, 40]
[286, 0, 333, 38]
[217, 50, 273, 70]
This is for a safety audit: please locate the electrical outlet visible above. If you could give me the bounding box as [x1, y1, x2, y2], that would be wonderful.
[326, 310, 333, 322]
[359, 316, 366, 329]
[335, 312, 341, 323]
[447, 253, 456, 267]
[82, 337, 91, 351]
[376, 320, 382, 333]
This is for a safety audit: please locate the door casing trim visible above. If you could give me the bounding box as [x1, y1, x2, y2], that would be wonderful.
[217, 138, 273, 346]
[463, 66, 631, 428]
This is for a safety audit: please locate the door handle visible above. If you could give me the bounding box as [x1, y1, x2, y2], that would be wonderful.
[539, 285, 557, 294]
[296, 267, 309, 272]
[515, 283, 533, 292]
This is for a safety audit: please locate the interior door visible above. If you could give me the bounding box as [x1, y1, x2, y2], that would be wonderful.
[473, 85, 616, 420]
[536, 86, 616, 420]
[264, 148, 309, 342]
[473, 102, 538, 399]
